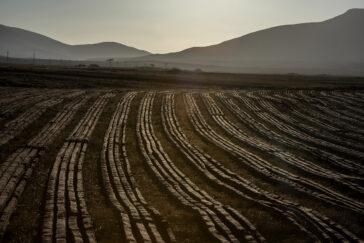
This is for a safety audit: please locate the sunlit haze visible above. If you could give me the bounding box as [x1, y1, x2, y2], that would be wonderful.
[1, 0, 364, 53]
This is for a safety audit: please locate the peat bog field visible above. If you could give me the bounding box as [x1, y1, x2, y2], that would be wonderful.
[0, 65, 363, 242]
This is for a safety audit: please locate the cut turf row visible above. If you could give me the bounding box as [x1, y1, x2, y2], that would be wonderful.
[230, 91, 364, 177]
[101, 91, 176, 243]
[265, 90, 364, 144]
[185, 92, 364, 214]
[293, 90, 364, 136]
[42, 93, 113, 243]
[181, 92, 362, 242]
[0, 88, 73, 121]
[204, 92, 363, 194]
[137, 92, 266, 243]
[0, 90, 85, 146]
[0, 95, 88, 238]
[248, 90, 364, 161]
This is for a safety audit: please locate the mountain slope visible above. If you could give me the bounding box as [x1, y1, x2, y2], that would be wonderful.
[140, 9, 364, 74]
[0, 24, 150, 60]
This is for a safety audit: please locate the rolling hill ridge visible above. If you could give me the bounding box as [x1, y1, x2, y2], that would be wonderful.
[0, 24, 150, 60]
[137, 8, 364, 75]
[1, 9, 363, 75]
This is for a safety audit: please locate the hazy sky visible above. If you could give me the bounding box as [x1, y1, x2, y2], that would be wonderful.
[1, 0, 364, 53]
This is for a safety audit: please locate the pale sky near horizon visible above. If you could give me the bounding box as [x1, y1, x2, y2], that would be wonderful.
[1, 0, 364, 53]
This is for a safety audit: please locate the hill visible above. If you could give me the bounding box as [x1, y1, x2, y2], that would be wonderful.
[137, 9, 364, 75]
[0, 24, 150, 60]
